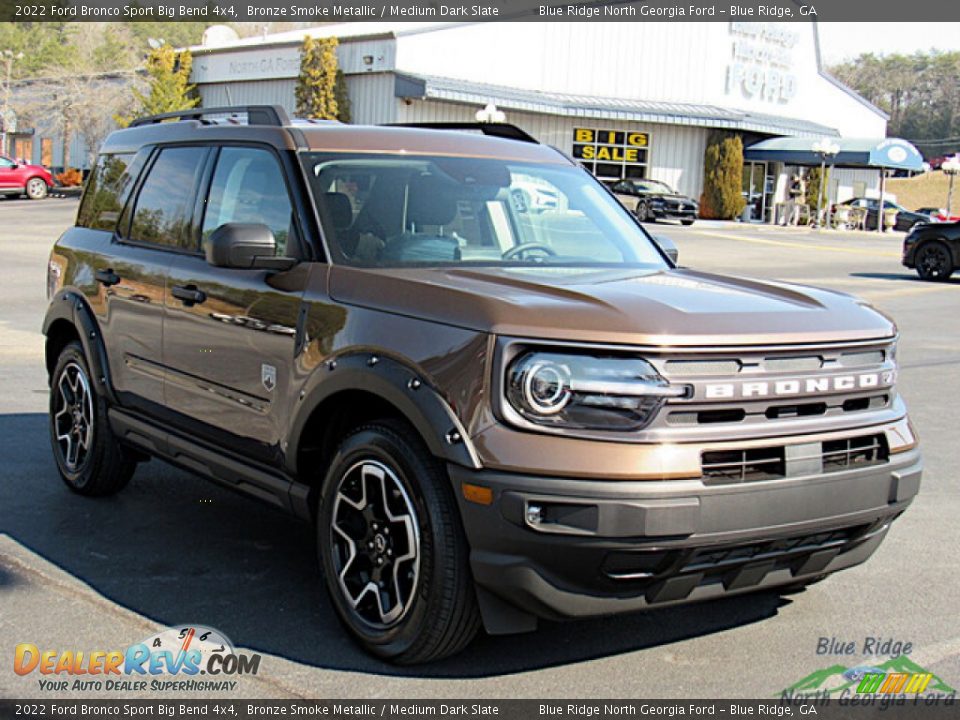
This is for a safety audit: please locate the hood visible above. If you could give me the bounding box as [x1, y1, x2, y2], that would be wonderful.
[328, 265, 895, 347]
[648, 193, 693, 202]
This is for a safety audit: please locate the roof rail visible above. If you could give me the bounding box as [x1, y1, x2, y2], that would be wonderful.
[385, 122, 539, 144]
[129, 105, 291, 128]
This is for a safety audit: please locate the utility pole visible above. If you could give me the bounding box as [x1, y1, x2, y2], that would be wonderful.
[1, 50, 24, 157]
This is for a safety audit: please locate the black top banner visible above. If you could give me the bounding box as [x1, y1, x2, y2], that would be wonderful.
[3, 0, 960, 23]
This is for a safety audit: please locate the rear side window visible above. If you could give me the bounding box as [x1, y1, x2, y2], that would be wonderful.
[129, 147, 207, 250]
[201, 147, 294, 255]
[76, 153, 135, 231]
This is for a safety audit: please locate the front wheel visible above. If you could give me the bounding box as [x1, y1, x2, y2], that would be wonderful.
[681, 219, 695, 226]
[915, 240, 954, 282]
[49, 341, 136, 495]
[317, 421, 480, 664]
[26, 177, 49, 200]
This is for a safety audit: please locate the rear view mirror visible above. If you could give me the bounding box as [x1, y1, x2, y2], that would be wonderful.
[653, 234, 679, 264]
[205, 223, 297, 271]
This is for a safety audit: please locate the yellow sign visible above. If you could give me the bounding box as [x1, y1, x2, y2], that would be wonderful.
[573, 128, 649, 148]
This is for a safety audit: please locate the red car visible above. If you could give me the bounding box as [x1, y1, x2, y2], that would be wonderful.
[0, 155, 53, 200]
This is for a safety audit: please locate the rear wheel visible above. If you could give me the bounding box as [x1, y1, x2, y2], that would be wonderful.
[915, 240, 953, 281]
[681, 219, 695, 226]
[26, 177, 48, 200]
[317, 421, 480, 664]
[49, 341, 136, 495]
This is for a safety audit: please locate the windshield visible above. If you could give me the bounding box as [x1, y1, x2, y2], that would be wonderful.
[301, 153, 668, 269]
[633, 179, 675, 194]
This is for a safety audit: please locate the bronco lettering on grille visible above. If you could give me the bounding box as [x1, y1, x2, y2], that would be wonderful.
[703, 371, 895, 399]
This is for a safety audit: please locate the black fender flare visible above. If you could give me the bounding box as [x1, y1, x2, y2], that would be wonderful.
[42, 289, 118, 404]
[285, 352, 482, 478]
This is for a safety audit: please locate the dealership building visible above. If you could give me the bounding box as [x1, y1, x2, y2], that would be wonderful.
[188, 21, 918, 222]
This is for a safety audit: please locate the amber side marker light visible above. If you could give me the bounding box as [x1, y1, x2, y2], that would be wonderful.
[462, 483, 494, 506]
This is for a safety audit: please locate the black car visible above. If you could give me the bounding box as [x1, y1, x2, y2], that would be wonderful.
[902, 220, 960, 281]
[834, 198, 930, 232]
[610, 178, 698, 225]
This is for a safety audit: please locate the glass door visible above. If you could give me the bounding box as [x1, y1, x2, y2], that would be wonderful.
[741, 162, 767, 222]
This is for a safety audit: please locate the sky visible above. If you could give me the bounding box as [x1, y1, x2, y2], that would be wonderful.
[817, 23, 960, 64]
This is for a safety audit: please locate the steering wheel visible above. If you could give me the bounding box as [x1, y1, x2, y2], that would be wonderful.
[502, 242, 558, 261]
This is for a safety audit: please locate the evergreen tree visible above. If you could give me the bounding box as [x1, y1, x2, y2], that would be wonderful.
[115, 44, 198, 127]
[701, 132, 746, 220]
[334, 69, 352, 123]
[295, 36, 340, 120]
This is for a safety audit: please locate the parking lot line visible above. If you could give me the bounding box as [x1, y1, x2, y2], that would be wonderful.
[698, 230, 902, 258]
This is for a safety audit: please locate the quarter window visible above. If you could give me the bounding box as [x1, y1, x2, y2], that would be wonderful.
[202, 147, 294, 256]
[77, 153, 136, 231]
[129, 148, 207, 250]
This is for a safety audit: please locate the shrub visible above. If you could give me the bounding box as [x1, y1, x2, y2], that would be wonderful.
[55, 168, 83, 187]
[701, 132, 746, 219]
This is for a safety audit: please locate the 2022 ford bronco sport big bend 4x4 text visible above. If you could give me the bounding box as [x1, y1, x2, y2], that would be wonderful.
[44, 106, 921, 664]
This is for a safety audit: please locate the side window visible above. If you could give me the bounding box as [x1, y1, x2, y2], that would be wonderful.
[202, 147, 294, 255]
[77, 153, 135, 231]
[0, 157, 15, 169]
[129, 147, 207, 250]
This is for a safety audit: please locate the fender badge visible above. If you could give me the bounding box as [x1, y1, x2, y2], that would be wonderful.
[261, 364, 277, 392]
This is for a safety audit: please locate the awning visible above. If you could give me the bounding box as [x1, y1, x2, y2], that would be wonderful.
[744, 136, 923, 171]
[395, 73, 840, 138]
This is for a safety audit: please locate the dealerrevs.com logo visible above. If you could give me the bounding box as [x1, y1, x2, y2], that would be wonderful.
[13, 625, 261, 693]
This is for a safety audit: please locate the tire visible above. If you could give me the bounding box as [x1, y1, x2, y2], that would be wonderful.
[49, 341, 136, 496]
[317, 420, 480, 664]
[26, 177, 49, 200]
[915, 240, 954, 282]
[681, 219, 695, 226]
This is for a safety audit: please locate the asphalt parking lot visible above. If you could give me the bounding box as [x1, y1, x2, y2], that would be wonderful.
[1, 198, 958, 699]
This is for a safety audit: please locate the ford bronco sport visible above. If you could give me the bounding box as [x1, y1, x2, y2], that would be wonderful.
[45, 106, 921, 664]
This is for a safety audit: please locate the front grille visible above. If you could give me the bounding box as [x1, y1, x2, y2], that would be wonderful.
[701, 433, 889, 484]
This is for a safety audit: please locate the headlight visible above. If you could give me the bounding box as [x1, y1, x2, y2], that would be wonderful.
[505, 352, 689, 431]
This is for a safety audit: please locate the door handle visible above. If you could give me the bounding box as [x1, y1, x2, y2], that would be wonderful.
[171, 284, 207, 306]
[95, 268, 120, 287]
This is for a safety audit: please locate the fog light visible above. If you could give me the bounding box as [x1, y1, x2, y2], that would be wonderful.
[526, 503, 543, 526]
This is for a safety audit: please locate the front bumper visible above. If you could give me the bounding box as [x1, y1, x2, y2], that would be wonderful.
[450, 447, 921, 630]
[651, 205, 697, 221]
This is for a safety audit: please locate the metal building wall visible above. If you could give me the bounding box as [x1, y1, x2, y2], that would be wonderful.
[199, 79, 298, 112]
[397, 99, 709, 199]
[199, 74, 399, 125]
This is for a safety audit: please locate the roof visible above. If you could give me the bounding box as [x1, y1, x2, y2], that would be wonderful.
[298, 124, 567, 163]
[187, 21, 455, 54]
[395, 73, 840, 138]
[744, 136, 923, 170]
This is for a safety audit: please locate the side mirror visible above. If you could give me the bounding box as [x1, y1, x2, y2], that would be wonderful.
[653, 234, 679, 264]
[205, 223, 297, 271]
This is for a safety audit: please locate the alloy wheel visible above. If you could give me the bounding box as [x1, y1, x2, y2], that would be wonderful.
[329, 460, 421, 629]
[53, 362, 94, 472]
[27, 178, 48, 199]
[918, 243, 951, 280]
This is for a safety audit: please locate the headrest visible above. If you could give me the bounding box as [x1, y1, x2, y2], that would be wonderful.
[406, 175, 459, 227]
[323, 192, 353, 231]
